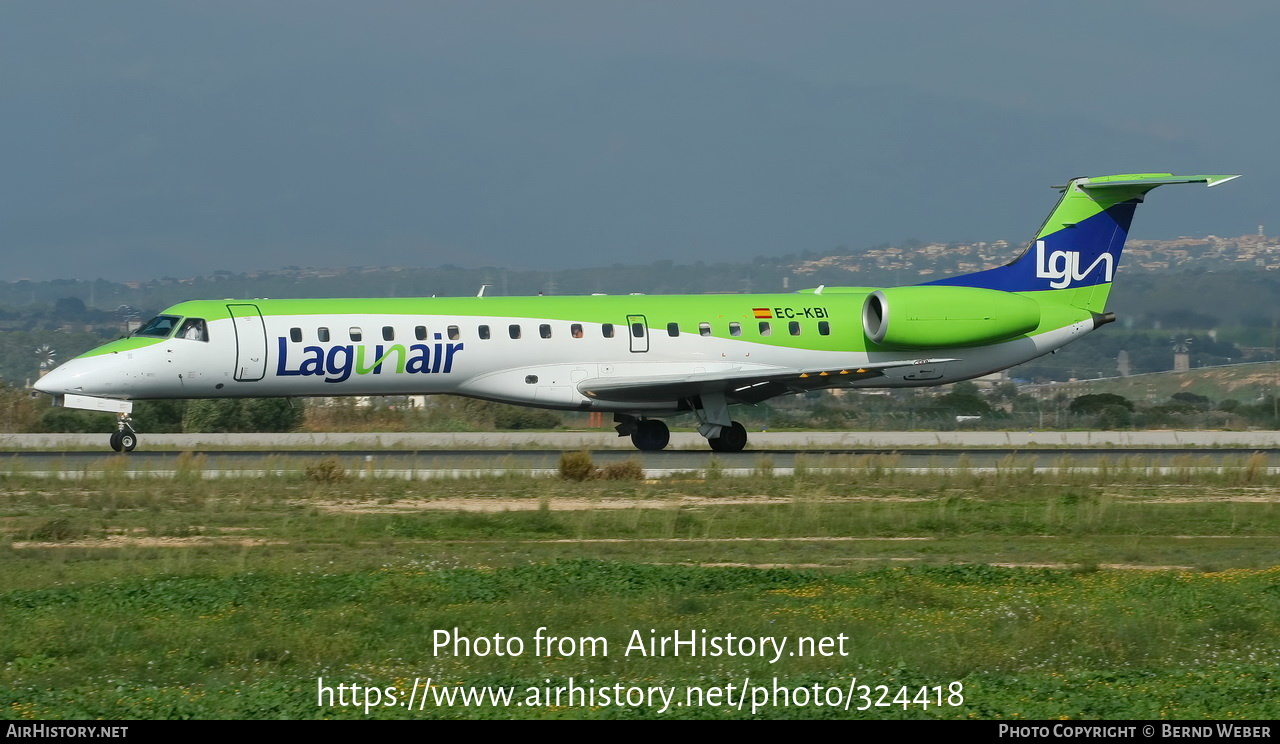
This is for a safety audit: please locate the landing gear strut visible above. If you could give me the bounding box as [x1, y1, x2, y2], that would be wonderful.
[109, 414, 138, 453]
[694, 393, 748, 453]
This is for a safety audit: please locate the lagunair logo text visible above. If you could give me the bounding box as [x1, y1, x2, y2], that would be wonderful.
[1034, 239, 1114, 289]
[275, 337, 464, 383]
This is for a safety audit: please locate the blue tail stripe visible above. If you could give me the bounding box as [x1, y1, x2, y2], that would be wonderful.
[923, 201, 1139, 292]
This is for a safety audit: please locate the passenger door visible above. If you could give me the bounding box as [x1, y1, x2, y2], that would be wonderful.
[227, 303, 267, 381]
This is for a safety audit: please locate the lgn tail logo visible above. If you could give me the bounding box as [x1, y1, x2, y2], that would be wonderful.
[1035, 240, 1114, 289]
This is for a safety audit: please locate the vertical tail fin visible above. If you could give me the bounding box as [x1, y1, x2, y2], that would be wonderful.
[924, 173, 1239, 312]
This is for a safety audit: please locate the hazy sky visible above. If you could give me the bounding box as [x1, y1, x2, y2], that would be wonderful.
[2, 2, 1275, 281]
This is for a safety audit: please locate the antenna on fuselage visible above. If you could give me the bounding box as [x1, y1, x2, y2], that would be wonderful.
[477, 284, 493, 297]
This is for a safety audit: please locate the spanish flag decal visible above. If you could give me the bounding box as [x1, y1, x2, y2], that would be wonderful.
[752, 308, 772, 319]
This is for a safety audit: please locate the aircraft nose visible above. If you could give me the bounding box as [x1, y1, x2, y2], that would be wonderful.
[33, 365, 77, 395]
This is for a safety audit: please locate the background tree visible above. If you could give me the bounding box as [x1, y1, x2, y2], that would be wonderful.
[934, 381, 993, 417]
[183, 398, 300, 433]
[1069, 393, 1134, 416]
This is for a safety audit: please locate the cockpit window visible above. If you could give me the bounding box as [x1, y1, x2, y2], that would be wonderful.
[134, 315, 181, 338]
[178, 318, 209, 342]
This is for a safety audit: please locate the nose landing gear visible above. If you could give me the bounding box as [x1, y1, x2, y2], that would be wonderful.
[109, 414, 138, 453]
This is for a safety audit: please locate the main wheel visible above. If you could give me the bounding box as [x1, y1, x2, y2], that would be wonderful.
[708, 421, 748, 453]
[109, 431, 123, 452]
[631, 419, 670, 451]
[119, 430, 138, 452]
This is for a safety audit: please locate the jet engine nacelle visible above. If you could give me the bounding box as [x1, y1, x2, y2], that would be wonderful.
[862, 285, 1041, 349]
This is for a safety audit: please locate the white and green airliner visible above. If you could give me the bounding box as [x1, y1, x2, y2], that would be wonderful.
[34, 173, 1238, 452]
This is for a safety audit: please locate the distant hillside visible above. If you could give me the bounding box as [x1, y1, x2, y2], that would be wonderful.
[1, 233, 1277, 311]
[1032, 362, 1280, 404]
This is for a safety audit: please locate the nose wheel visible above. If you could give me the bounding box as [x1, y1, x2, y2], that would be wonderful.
[109, 416, 138, 453]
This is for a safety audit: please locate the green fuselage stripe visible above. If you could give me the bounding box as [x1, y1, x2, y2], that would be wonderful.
[154, 290, 1091, 357]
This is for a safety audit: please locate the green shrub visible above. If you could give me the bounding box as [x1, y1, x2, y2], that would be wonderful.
[599, 459, 644, 481]
[38, 407, 114, 433]
[185, 398, 301, 433]
[305, 457, 347, 483]
[492, 405, 562, 430]
[559, 451, 597, 481]
[26, 518, 85, 541]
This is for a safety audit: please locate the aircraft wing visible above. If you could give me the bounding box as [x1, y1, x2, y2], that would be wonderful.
[577, 358, 959, 405]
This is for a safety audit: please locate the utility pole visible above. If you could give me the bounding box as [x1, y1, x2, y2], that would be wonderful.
[1264, 313, 1274, 422]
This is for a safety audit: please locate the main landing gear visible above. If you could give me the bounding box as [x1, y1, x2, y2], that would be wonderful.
[109, 413, 138, 453]
[707, 421, 747, 453]
[631, 418, 670, 452]
[615, 391, 750, 453]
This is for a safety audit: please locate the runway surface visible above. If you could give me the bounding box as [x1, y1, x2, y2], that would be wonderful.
[4, 442, 1279, 478]
[4, 430, 1280, 451]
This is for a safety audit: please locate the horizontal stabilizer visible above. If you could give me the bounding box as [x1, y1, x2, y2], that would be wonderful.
[1071, 173, 1241, 190]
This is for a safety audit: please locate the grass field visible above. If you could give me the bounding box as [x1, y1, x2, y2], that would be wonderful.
[1, 456, 1277, 719]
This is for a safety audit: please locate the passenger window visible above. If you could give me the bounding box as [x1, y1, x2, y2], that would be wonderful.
[759, 321, 772, 336]
[289, 327, 302, 343]
[509, 324, 522, 339]
[667, 322, 679, 337]
[479, 325, 491, 340]
[699, 322, 711, 337]
[540, 324, 552, 339]
[818, 321, 831, 336]
[571, 323, 584, 339]
[177, 318, 208, 342]
[349, 327, 363, 342]
[729, 322, 741, 337]
[318, 327, 330, 342]
[415, 326, 427, 341]
[789, 321, 801, 336]
[448, 325, 460, 340]
[631, 322, 645, 338]
[382, 326, 395, 341]
[602, 323, 615, 338]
